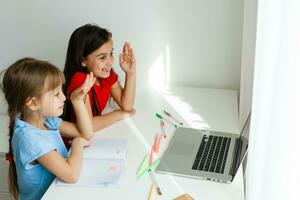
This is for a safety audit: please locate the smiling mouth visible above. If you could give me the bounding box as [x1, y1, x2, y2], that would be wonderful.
[102, 68, 111, 72]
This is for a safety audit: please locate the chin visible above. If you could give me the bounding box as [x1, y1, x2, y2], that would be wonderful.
[98, 72, 110, 79]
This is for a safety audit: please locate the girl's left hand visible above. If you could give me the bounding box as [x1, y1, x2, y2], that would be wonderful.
[70, 72, 95, 102]
[119, 42, 136, 75]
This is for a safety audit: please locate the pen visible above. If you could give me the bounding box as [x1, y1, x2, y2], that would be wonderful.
[149, 170, 162, 195]
[163, 110, 183, 125]
[155, 113, 178, 128]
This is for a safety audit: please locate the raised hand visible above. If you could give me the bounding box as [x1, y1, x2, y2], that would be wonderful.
[119, 42, 136, 75]
[70, 72, 95, 102]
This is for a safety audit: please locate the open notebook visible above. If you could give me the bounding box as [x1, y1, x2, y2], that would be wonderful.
[56, 139, 128, 187]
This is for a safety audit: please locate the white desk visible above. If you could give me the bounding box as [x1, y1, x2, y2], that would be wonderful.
[43, 85, 243, 200]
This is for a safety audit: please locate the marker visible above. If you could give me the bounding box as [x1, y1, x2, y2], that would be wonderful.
[156, 134, 163, 153]
[163, 110, 183, 125]
[155, 113, 178, 128]
[160, 120, 167, 138]
[137, 154, 149, 176]
[149, 145, 155, 164]
[149, 170, 162, 195]
[153, 134, 159, 153]
[137, 159, 160, 179]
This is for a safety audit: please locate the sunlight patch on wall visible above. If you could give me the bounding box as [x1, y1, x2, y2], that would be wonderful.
[148, 45, 171, 91]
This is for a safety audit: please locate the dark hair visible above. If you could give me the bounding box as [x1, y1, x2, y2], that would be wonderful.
[0, 57, 64, 199]
[63, 24, 112, 118]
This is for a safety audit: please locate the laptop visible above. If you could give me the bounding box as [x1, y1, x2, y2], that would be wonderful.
[156, 113, 251, 183]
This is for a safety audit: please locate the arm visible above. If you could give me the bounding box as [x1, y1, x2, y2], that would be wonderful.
[111, 42, 136, 111]
[91, 109, 135, 131]
[37, 137, 90, 183]
[83, 92, 135, 131]
[60, 72, 95, 139]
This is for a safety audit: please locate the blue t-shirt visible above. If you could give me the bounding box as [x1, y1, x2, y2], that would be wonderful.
[12, 117, 68, 200]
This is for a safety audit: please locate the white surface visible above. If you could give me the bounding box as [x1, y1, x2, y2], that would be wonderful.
[56, 159, 125, 187]
[0, 0, 243, 90]
[83, 139, 128, 160]
[0, 92, 8, 114]
[247, 1, 300, 200]
[0, 192, 10, 200]
[56, 139, 128, 187]
[0, 157, 9, 193]
[43, 85, 243, 200]
[0, 114, 9, 153]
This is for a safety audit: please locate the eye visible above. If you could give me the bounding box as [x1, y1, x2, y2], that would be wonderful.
[99, 56, 106, 60]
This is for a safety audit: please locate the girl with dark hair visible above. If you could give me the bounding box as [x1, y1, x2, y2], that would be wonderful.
[63, 24, 136, 142]
[1, 58, 95, 200]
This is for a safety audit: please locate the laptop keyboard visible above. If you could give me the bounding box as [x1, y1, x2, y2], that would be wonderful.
[192, 135, 231, 174]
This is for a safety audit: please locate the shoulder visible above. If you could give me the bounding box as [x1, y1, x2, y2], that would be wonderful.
[44, 117, 62, 130]
[67, 72, 87, 97]
[70, 72, 87, 85]
[13, 119, 51, 146]
[12, 119, 57, 169]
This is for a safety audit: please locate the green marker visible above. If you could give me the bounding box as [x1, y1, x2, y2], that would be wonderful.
[155, 113, 178, 128]
[136, 154, 149, 176]
[137, 159, 160, 179]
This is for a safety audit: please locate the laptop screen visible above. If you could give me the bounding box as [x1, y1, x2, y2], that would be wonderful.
[231, 112, 251, 176]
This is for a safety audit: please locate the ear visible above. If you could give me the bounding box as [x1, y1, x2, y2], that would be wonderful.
[25, 97, 41, 111]
[81, 58, 87, 67]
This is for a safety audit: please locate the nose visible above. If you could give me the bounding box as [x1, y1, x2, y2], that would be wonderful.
[61, 93, 66, 102]
[107, 54, 114, 66]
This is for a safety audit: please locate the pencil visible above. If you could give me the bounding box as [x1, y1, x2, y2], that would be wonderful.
[149, 170, 162, 195]
[147, 184, 155, 200]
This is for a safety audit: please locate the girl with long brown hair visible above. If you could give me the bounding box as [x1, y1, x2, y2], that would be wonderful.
[1, 58, 95, 200]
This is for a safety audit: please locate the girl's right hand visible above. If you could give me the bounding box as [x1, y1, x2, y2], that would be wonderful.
[70, 72, 95, 102]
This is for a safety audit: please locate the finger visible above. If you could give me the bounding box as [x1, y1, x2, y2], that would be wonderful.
[124, 42, 129, 56]
[122, 42, 127, 54]
[129, 46, 134, 59]
[88, 72, 95, 87]
[119, 54, 124, 64]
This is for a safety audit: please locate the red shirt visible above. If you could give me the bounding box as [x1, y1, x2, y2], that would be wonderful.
[63, 70, 118, 149]
[66, 69, 118, 122]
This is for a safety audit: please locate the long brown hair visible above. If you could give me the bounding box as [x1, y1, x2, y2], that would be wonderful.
[63, 24, 112, 118]
[0, 57, 64, 199]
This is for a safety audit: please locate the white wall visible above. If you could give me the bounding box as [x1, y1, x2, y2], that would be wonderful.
[0, 0, 244, 91]
[239, 0, 257, 126]
[247, 0, 300, 200]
